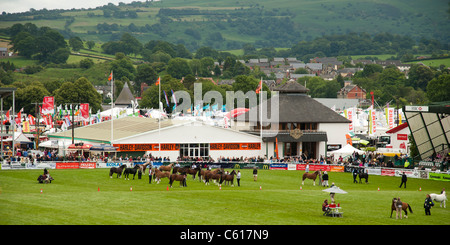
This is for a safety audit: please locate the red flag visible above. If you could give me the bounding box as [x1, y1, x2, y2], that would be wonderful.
[15, 108, 23, 124]
[28, 115, 36, 125]
[275, 137, 279, 160]
[155, 77, 160, 86]
[42, 96, 54, 114]
[108, 71, 113, 81]
[80, 103, 89, 119]
[256, 79, 262, 94]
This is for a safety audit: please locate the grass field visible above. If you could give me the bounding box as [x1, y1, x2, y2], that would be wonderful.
[0, 168, 449, 225]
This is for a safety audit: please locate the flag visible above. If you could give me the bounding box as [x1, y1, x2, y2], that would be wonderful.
[171, 89, 177, 106]
[23, 121, 30, 132]
[163, 90, 169, 107]
[256, 79, 262, 94]
[80, 103, 89, 119]
[5, 107, 11, 122]
[155, 77, 160, 86]
[15, 108, 23, 124]
[28, 115, 36, 125]
[275, 137, 279, 160]
[42, 96, 55, 114]
[369, 109, 376, 135]
[65, 115, 71, 127]
[108, 71, 113, 81]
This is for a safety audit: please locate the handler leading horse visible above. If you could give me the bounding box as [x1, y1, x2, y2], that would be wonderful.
[390, 197, 413, 218]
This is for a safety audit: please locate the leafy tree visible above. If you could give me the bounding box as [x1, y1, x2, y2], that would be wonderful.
[135, 64, 157, 93]
[426, 74, 450, 102]
[407, 64, 435, 91]
[69, 36, 84, 51]
[167, 58, 192, 79]
[54, 77, 102, 112]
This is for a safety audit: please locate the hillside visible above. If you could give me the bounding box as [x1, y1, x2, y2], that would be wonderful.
[0, 0, 448, 51]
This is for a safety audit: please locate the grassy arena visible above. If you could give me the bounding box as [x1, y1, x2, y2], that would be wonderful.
[0, 168, 449, 225]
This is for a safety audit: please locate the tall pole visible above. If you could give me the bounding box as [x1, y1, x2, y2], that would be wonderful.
[111, 71, 114, 145]
[158, 76, 161, 155]
[31, 102, 43, 149]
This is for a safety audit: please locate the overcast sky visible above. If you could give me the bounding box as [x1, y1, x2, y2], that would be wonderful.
[1, 0, 138, 14]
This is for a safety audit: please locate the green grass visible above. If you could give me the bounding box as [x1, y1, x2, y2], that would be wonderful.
[0, 168, 449, 225]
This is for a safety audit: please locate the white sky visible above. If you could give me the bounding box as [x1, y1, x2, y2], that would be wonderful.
[0, 0, 139, 14]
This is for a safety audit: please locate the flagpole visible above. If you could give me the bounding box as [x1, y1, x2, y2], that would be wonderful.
[158, 77, 161, 155]
[260, 78, 263, 142]
[110, 71, 114, 145]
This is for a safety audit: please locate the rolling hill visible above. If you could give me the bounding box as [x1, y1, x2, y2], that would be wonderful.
[0, 0, 448, 51]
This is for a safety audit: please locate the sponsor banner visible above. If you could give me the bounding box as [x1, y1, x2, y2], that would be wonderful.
[270, 163, 288, 170]
[288, 164, 297, 170]
[210, 143, 261, 151]
[56, 162, 80, 169]
[366, 168, 381, 175]
[80, 162, 96, 169]
[429, 172, 450, 181]
[330, 165, 345, 172]
[397, 134, 408, 141]
[394, 169, 420, 179]
[381, 168, 396, 176]
[296, 164, 330, 172]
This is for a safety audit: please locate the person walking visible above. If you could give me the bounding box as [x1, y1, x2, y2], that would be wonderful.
[424, 194, 434, 215]
[148, 167, 153, 184]
[396, 197, 403, 219]
[236, 170, 241, 187]
[322, 171, 329, 187]
[352, 167, 358, 183]
[399, 172, 407, 188]
[253, 167, 258, 182]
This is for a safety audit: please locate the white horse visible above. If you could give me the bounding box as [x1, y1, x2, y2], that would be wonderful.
[430, 191, 447, 208]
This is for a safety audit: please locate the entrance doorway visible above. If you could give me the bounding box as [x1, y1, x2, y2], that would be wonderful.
[285, 142, 298, 156]
[301, 142, 317, 160]
[179, 143, 209, 158]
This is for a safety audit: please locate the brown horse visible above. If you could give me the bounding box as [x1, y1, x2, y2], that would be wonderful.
[159, 163, 174, 172]
[204, 168, 223, 185]
[219, 170, 236, 186]
[154, 168, 170, 184]
[138, 162, 151, 174]
[177, 166, 200, 180]
[169, 172, 187, 187]
[390, 198, 413, 218]
[109, 164, 126, 178]
[302, 170, 319, 186]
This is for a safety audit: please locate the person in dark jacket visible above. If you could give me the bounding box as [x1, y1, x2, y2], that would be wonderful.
[399, 172, 407, 188]
[322, 171, 329, 187]
[424, 194, 434, 215]
[352, 168, 359, 183]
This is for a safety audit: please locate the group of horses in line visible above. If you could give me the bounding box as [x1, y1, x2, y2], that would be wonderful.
[109, 163, 237, 187]
[301, 171, 447, 218]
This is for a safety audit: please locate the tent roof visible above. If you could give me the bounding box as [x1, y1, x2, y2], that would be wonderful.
[329, 144, 364, 154]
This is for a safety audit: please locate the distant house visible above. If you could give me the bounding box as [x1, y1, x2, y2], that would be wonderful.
[0, 47, 8, 58]
[337, 82, 366, 100]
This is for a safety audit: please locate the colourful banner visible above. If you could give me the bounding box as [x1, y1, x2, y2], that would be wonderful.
[42, 96, 54, 114]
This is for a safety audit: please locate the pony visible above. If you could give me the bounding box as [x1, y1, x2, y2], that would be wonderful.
[138, 162, 151, 174]
[123, 165, 139, 180]
[169, 172, 187, 187]
[204, 169, 223, 185]
[302, 170, 320, 186]
[37, 175, 54, 184]
[359, 172, 369, 184]
[219, 170, 236, 186]
[159, 163, 174, 172]
[430, 191, 447, 208]
[109, 164, 126, 178]
[154, 168, 170, 184]
[390, 198, 413, 218]
[178, 166, 200, 180]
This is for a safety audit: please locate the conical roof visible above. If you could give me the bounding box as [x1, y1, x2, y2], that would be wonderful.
[115, 83, 135, 106]
[273, 80, 309, 93]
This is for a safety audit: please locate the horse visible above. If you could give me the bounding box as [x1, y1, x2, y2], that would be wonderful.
[390, 198, 413, 218]
[178, 166, 200, 180]
[430, 191, 447, 208]
[359, 172, 369, 184]
[109, 164, 127, 178]
[154, 168, 170, 184]
[138, 162, 151, 174]
[220, 170, 237, 186]
[159, 163, 174, 172]
[302, 170, 320, 186]
[123, 165, 139, 180]
[37, 174, 54, 184]
[169, 172, 187, 187]
[205, 169, 223, 185]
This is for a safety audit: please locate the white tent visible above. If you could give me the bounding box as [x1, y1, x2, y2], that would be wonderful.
[328, 144, 364, 158]
[3, 132, 32, 143]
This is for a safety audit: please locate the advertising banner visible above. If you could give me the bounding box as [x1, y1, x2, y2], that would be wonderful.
[270, 163, 288, 170]
[429, 172, 450, 181]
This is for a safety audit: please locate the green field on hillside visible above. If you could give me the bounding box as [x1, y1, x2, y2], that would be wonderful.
[1, 168, 449, 225]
